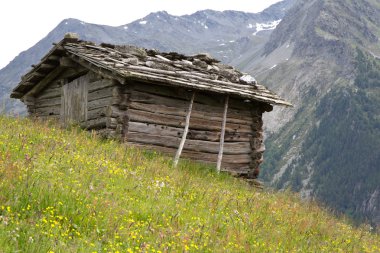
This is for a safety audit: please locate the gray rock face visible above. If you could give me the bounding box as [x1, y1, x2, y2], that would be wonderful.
[247, 0, 380, 227]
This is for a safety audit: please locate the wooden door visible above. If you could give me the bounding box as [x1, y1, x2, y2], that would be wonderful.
[61, 75, 88, 125]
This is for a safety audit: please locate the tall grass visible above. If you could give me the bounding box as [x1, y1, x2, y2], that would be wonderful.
[0, 116, 379, 252]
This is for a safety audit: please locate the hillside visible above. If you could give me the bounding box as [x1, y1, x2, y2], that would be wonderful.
[1, 0, 380, 234]
[242, 0, 380, 226]
[0, 0, 295, 114]
[1, 116, 380, 252]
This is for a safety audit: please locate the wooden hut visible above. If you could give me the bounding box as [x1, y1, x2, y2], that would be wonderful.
[11, 33, 291, 179]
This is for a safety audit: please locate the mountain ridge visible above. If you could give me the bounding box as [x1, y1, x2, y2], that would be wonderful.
[0, 0, 295, 113]
[249, 0, 380, 227]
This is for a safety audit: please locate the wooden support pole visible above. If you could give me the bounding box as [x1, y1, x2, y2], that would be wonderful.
[173, 91, 195, 167]
[217, 95, 229, 173]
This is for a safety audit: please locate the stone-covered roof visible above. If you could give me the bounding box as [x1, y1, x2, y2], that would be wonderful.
[11, 33, 291, 106]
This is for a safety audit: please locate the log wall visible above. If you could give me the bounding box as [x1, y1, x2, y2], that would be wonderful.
[121, 81, 266, 178]
[28, 70, 118, 137]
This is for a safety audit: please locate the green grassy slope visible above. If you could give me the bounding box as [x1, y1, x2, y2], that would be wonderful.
[0, 116, 379, 252]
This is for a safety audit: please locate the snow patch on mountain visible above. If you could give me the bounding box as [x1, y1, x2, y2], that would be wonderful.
[253, 20, 281, 36]
[270, 64, 277, 69]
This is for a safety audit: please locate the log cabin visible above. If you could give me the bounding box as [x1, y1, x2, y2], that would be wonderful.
[11, 33, 291, 179]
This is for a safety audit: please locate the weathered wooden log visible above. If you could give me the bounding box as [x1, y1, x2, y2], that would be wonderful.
[102, 105, 128, 118]
[193, 103, 252, 122]
[47, 80, 64, 89]
[22, 96, 35, 106]
[27, 107, 36, 114]
[127, 143, 251, 164]
[88, 86, 114, 102]
[250, 136, 264, 151]
[128, 108, 252, 133]
[28, 72, 45, 81]
[127, 121, 251, 142]
[45, 55, 60, 63]
[87, 107, 107, 120]
[60, 57, 80, 68]
[34, 106, 61, 116]
[86, 71, 103, 83]
[128, 101, 252, 125]
[87, 79, 115, 92]
[126, 132, 251, 154]
[130, 89, 189, 107]
[107, 117, 118, 129]
[130, 80, 253, 110]
[85, 117, 107, 129]
[58, 67, 88, 81]
[217, 95, 229, 173]
[251, 151, 264, 160]
[35, 64, 57, 74]
[87, 97, 113, 111]
[37, 86, 62, 100]
[129, 88, 252, 118]
[25, 67, 65, 97]
[131, 81, 188, 97]
[129, 100, 185, 115]
[35, 96, 61, 108]
[174, 91, 195, 167]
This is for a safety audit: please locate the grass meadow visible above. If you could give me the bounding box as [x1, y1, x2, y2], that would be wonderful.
[0, 116, 379, 252]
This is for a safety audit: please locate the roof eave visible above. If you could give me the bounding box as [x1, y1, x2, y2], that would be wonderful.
[10, 34, 80, 99]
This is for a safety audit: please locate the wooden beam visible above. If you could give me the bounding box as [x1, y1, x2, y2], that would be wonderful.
[60, 57, 79, 68]
[29, 72, 45, 80]
[40, 63, 56, 69]
[128, 142, 251, 164]
[53, 46, 66, 55]
[127, 132, 251, 154]
[217, 95, 229, 173]
[46, 55, 60, 62]
[21, 81, 35, 87]
[10, 91, 24, 99]
[24, 67, 65, 97]
[173, 91, 195, 167]
[127, 121, 251, 142]
[127, 108, 252, 133]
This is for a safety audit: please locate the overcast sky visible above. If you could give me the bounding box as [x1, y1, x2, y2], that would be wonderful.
[0, 0, 281, 69]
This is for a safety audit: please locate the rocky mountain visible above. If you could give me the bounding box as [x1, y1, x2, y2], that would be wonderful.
[243, 0, 380, 227]
[0, 0, 295, 114]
